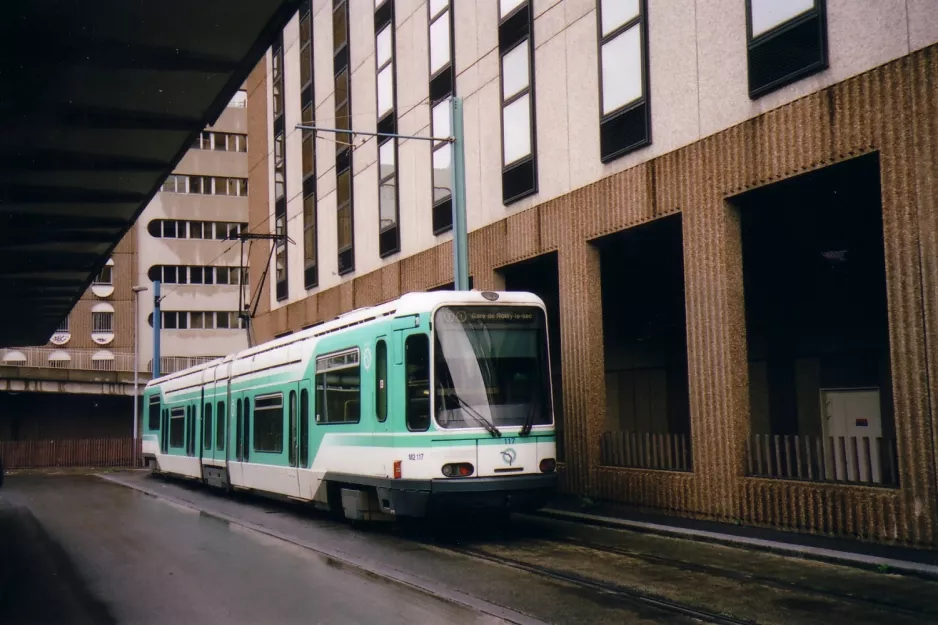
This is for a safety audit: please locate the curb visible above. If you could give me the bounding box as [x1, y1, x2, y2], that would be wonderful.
[535, 507, 938, 579]
[97, 473, 547, 625]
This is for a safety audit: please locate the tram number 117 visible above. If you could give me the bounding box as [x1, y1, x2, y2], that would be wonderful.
[407, 453, 424, 461]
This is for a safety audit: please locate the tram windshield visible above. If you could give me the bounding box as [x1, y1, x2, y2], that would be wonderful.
[433, 305, 552, 431]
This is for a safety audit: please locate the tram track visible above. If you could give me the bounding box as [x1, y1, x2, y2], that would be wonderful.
[439, 543, 759, 625]
[536, 533, 937, 620]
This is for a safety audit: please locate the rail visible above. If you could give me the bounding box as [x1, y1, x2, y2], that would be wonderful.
[746, 434, 899, 487]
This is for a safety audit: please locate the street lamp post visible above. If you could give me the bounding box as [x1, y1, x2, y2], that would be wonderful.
[132, 285, 148, 467]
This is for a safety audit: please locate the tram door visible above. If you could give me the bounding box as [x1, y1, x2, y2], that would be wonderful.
[202, 370, 216, 467]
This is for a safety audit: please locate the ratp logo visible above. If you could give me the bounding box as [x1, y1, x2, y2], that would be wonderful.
[501, 448, 517, 466]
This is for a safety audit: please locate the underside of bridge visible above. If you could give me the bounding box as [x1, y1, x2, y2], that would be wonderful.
[0, 0, 301, 347]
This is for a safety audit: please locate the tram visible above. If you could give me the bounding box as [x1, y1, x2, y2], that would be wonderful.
[141, 290, 557, 521]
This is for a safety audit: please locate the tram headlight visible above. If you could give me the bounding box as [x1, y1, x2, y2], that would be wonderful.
[442, 463, 474, 477]
[539, 458, 556, 473]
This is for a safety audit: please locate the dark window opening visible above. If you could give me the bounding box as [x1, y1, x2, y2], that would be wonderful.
[596, 215, 692, 472]
[735, 152, 896, 486]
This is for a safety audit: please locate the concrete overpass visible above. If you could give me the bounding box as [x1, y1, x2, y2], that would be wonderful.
[0, 0, 302, 347]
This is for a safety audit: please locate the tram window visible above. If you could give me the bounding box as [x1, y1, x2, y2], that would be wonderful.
[254, 394, 284, 454]
[300, 389, 310, 468]
[288, 391, 297, 466]
[243, 399, 251, 461]
[148, 396, 160, 430]
[315, 350, 361, 424]
[216, 401, 225, 452]
[405, 334, 431, 431]
[235, 399, 243, 461]
[170, 407, 185, 447]
[203, 403, 213, 450]
[376, 340, 388, 422]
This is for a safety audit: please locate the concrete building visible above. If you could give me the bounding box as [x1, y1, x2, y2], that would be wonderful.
[0, 90, 252, 443]
[136, 88, 252, 375]
[245, 0, 938, 548]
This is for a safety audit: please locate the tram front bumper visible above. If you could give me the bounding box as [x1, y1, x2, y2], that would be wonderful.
[383, 473, 557, 518]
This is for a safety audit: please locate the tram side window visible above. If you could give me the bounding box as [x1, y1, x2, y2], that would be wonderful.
[216, 401, 225, 452]
[405, 334, 430, 431]
[148, 396, 160, 430]
[169, 408, 185, 447]
[203, 403, 213, 450]
[315, 350, 361, 424]
[288, 391, 297, 466]
[235, 399, 243, 461]
[375, 340, 388, 422]
[253, 394, 284, 454]
[300, 389, 310, 468]
[243, 399, 251, 461]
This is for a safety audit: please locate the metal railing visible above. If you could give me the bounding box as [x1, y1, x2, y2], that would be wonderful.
[0, 347, 135, 372]
[146, 355, 220, 375]
[600, 431, 693, 472]
[747, 434, 899, 487]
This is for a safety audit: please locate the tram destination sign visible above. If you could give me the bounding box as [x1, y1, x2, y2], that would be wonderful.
[437, 306, 540, 327]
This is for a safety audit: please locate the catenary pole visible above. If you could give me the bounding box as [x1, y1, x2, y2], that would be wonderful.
[450, 97, 469, 291]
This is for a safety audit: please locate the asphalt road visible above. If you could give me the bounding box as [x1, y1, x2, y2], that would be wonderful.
[4, 472, 938, 625]
[0, 474, 508, 625]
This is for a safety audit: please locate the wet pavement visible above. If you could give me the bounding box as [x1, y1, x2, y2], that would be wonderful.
[3, 471, 938, 625]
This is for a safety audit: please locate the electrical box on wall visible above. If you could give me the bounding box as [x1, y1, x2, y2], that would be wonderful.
[820, 387, 883, 483]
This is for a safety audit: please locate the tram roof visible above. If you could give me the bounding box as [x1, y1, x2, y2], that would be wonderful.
[145, 290, 545, 390]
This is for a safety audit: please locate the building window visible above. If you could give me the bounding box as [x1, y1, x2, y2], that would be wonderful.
[746, 0, 827, 98]
[334, 0, 354, 275]
[272, 34, 288, 301]
[253, 394, 284, 453]
[48, 351, 71, 369]
[93, 262, 113, 285]
[429, 0, 455, 235]
[300, 0, 318, 290]
[499, 0, 537, 204]
[315, 349, 361, 424]
[596, 0, 650, 162]
[375, 0, 400, 257]
[92, 311, 113, 333]
[228, 89, 248, 108]
[56, 316, 69, 333]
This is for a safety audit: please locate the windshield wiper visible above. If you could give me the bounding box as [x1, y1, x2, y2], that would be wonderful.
[447, 390, 501, 438]
[520, 396, 537, 437]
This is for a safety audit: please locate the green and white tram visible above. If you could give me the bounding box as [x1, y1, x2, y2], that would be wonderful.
[141, 290, 557, 520]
